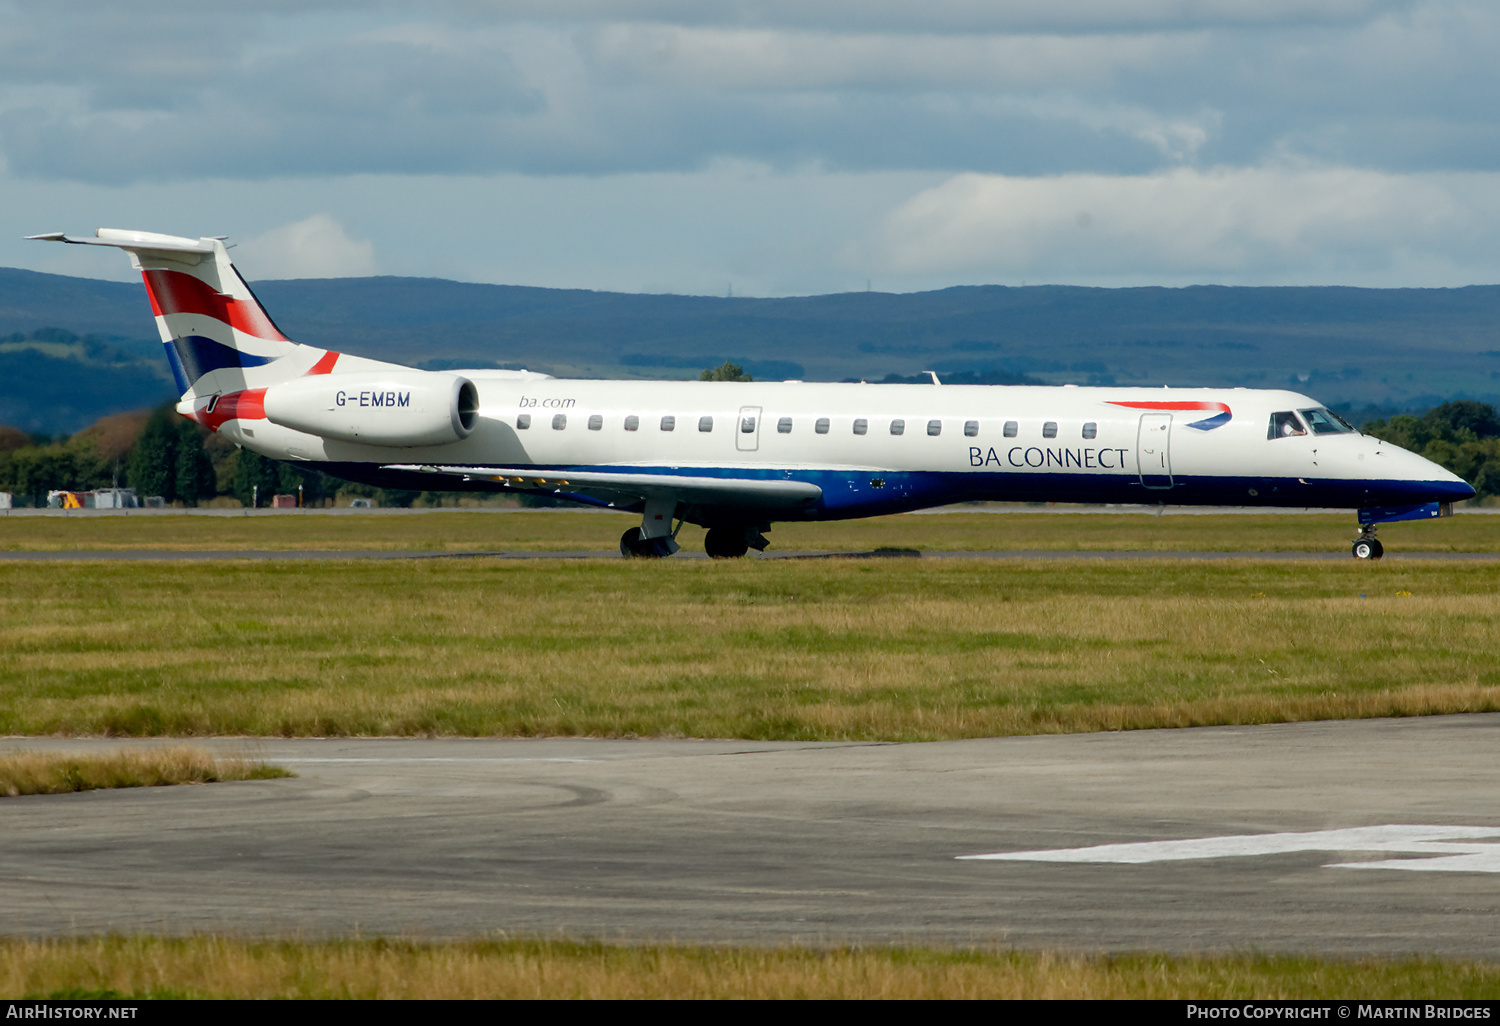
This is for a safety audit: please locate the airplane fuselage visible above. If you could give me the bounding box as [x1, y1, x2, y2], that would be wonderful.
[214, 376, 1471, 524]
[30, 228, 1476, 558]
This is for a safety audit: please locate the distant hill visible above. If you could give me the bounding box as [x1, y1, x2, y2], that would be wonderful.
[2, 266, 1498, 434]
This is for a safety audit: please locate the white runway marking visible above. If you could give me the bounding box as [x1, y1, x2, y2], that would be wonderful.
[960, 825, 1500, 873]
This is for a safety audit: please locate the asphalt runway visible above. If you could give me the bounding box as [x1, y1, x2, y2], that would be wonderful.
[2, 548, 1498, 560]
[5, 715, 1500, 955]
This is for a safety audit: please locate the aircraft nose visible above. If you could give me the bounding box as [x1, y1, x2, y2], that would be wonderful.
[1437, 476, 1478, 502]
[1417, 451, 1476, 501]
[1368, 441, 1477, 504]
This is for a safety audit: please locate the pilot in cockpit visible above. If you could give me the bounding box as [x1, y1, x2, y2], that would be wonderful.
[1269, 411, 1307, 438]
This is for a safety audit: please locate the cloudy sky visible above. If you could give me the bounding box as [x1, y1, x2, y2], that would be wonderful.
[3, 0, 1497, 294]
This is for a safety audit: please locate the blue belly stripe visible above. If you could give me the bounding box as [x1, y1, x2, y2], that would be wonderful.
[316, 461, 1475, 522]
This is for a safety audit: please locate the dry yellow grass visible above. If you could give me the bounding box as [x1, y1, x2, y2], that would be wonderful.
[1, 507, 1495, 551]
[4, 937, 1499, 999]
[1, 558, 1497, 739]
[0, 747, 290, 796]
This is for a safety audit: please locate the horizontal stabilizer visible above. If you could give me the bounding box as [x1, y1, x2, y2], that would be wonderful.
[30, 227, 306, 396]
[27, 229, 218, 256]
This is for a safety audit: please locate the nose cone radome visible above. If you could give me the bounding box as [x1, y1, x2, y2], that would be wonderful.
[1435, 474, 1478, 502]
[1382, 442, 1476, 502]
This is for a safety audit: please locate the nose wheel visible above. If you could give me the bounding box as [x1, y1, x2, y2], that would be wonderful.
[1352, 530, 1384, 560]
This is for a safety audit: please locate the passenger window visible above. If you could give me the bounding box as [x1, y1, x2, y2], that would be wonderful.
[1003, 421, 1018, 438]
[741, 416, 756, 433]
[815, 418, 830, 434]
[1268, 411, 1306, 439]
[516, 413, 531, 430]
[853, 418, 868, 435]
[624, 415, 639, 432]
[964, 420, 979, 437]
[699, 416, 713, 432]
[890, 419, 905, 435]
[588, 414, 603, 431]
[1082, 422, 1097, 439]
[1042, 421, 1057, 439]
[777, 417, 792, 433]
[660, 415, 675, 431]
[552, 413, 567, 430]
[928, 420, 942, 436]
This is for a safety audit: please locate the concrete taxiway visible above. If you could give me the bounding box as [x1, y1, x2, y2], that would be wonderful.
[4, 715, 1500, 954]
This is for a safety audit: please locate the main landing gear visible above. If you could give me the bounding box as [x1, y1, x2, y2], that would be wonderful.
[619, 499, 772, 560]
[703, 525, 769, 559]
[1352, 526, 1384, 560]
[621, 496, 683, 558]
[704, 528, 748, 559]
[620, 527, 677, 558]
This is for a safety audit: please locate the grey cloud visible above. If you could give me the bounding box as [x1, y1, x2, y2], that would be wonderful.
[445, 0, 1415, 33]
[850, 166, 1500, 285]
[0, 1, 1495, 184]
[250, 39, 543, 118]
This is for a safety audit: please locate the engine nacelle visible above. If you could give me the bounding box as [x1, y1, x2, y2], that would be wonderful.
[263, 372, 479, 447]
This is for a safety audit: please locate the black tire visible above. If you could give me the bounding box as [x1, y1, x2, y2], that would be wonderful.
[1352, 538, 1384, 560]
[705, 527, 750, 559]
[620, 527, 645, 558]
[621, 526, 672, 558]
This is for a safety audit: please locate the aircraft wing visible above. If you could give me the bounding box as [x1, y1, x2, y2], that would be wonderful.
[381, 464, 823, 511]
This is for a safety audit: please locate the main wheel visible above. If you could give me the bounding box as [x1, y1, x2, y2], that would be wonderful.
[621, 527, 672, 558]
[620, 527, 647, 557]
[704, 527, 750, 559]
[1352, 538, 1384, 560]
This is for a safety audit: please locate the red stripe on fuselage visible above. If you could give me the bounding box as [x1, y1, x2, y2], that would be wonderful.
[142, 269, 289, 342]
[195, 388, 267, 432]
[1107, 400, 1230, 414]
[305, 351, 340, 375]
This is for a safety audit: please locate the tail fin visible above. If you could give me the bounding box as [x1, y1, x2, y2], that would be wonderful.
[27, 229, 333, 397]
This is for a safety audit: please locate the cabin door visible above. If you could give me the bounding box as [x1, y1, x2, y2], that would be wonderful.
[1136, 414, 1174, 489]
[736, 406, 763, 452]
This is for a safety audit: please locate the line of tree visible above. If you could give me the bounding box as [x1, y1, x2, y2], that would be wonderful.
[700, 361, 752, 382]
[1362, 401, 1500, 499]
[0, 404, 333, 507]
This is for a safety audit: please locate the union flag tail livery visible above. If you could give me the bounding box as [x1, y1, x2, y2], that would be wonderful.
[31, 227, 1476, 560]
[28, 229, 337, 397]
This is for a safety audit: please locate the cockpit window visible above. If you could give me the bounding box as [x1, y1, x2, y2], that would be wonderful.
[1268, 411, 1307, 439]
[1299, 407, 1356, 435]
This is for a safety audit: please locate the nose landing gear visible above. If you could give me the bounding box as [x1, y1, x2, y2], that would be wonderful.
[1352, 528, 1384, 560]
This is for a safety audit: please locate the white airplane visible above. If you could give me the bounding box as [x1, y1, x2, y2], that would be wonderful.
[31, 228, 1475, 559]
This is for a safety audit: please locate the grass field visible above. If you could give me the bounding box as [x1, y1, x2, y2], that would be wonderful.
[1, 506, 1496, 552]
[6, 937, 1500, 999]
[0, 747, 290, 796]
[3, 554, 1496, 738]
[4, 516, 1497, 999]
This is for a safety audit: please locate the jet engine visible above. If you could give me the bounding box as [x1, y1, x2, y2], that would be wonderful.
[263, 371, 479, 447]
